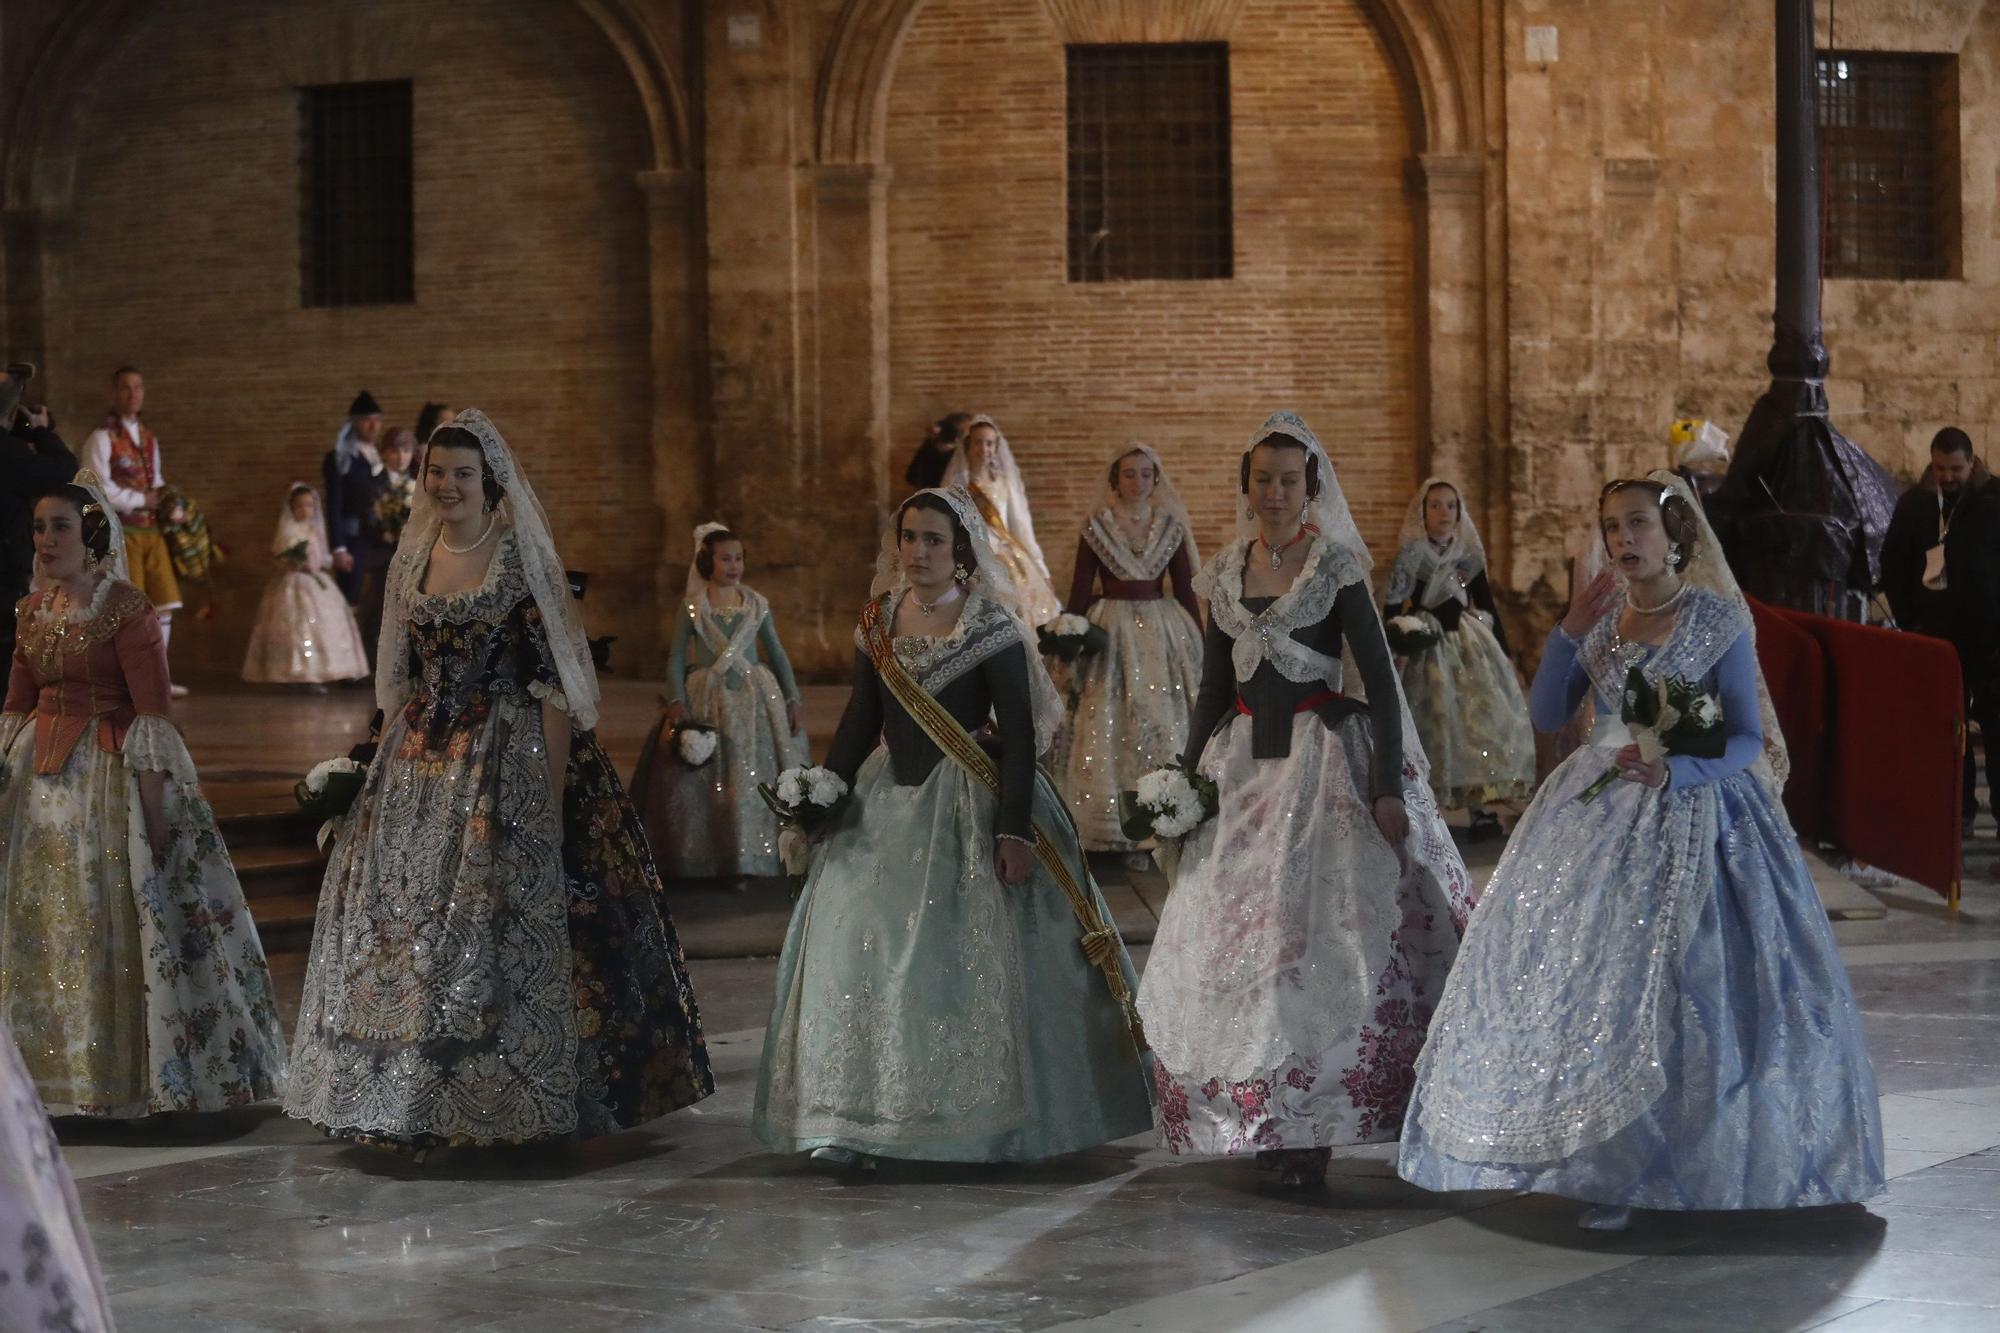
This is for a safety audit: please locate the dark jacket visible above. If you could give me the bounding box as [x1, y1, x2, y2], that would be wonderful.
[0, 419, 79, 655]
[1881, 471, 2000, 667]
[322, 437, 378, 601]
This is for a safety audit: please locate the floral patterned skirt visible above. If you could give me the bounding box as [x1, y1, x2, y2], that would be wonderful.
[0, 1021, 113, 1332]
[0, 729, 286, 1117]
[1399, 610, 1535, 809]
[1058, 598, 1202, 850]
[1140, 711, 1473, 1156]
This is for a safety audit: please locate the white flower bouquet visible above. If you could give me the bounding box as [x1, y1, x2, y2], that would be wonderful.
[1037, 613, 1109, 662]
[1118, 764, 1218, 845]
[295, 755, 367, 851]
[758, 765, 854, 874]
[673, 721, 720, 767]
[1384, 614, 1442, 657]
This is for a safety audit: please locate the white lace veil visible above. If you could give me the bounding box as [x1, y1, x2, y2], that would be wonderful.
[36, 469, 131, 587]
[1389, 477, 1486, 612]
[1104, 441, 1199, 569]
[873, 486, 1066, 753]
[1238, 410, 1371, 571]
[684, 520, 734, 609]
[1586, 472, 1790, 797]
[379, 409, 602, 731]
[273, 483, 331, 564]
[942, 415, 1052, 577]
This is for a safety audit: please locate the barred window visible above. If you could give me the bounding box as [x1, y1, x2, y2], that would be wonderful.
[1066, 43, 1233, 283]
[1816, 51, 1959, 281]
[299, 80, 415, 307]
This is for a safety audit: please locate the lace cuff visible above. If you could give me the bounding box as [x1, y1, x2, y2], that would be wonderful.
[995, 832, 1035, 848]
[123, 713, 200, 783]
[527, 679, 575, 717]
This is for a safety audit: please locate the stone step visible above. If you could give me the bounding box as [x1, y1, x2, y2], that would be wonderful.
[245, 892, 320, 953]
[230, 842, 325, 902]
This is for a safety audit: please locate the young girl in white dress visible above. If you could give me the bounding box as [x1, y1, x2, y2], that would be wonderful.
[241, 482, 369, 688]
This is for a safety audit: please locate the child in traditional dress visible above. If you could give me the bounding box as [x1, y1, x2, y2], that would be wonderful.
[241, 483, 369, 689]
[631, 524, 808, 879]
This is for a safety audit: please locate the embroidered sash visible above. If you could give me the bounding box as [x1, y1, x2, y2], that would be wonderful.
[858, 595, 1147, 1055]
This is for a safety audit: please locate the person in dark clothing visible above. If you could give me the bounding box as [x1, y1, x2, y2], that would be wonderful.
[0, 366, 80, 662]
[1881, 426, 2000, 830]
[902, 411, 975, 490]
[322, 390, 385, 604]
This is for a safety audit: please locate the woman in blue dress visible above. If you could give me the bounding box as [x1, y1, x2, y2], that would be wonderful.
[752, 487, 1151, 1168]
[1398, 472, 1884, 1229]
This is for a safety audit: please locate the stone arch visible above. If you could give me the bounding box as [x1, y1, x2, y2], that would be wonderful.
[2, 0, 689, 211]
[815, 0, 1477, 166]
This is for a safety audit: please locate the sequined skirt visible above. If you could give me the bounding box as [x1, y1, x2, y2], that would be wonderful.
[1398, 609, 1535, 809]
[241, 569, 370, 684]
[752, 748, 1153, 1161]
[1140, 711, 1473, 1154]
[1398, 755, 1885, 1209]
[1059, 597, 1202, 850]
[630, 663, 806, 879]
[0, 728, 286, 1117]
[0, 1022, 114, 1331]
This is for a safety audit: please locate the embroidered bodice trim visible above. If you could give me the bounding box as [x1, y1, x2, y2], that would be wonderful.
[853, 591, 1026, 695]
[408, 533, 529, 629]
[1382, 539, 1483, 608]
[1576, 585, 1747, 707]
[1081, 508, 1183, 583]
[16, 578, 151, 672]
[1195, 536, 1367, 687]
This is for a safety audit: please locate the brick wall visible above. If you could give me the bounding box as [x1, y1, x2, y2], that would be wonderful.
[882, 0, 1420, 597]
[38, 0, 662, 684]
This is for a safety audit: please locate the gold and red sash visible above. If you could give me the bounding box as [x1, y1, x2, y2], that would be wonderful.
[858, 595, 1147, 1054]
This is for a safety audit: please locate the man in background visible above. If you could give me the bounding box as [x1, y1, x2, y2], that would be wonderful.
[82, 365, 186, 694]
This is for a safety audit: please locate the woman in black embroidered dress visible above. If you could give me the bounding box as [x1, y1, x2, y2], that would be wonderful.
[284, 412, 711, 1154]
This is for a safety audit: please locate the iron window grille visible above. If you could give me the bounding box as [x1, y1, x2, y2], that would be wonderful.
[1066, 43, 1233, 283]
[1816, 51, 1960, 281]
[299, 79, 416, 307]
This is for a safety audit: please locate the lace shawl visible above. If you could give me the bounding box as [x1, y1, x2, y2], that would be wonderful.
[1195, 535, 1368, 687]
[854, 592, 1032, 708]
[1081, 508, 1186, 584]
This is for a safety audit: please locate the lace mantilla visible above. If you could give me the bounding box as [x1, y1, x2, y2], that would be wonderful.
[1081, 509, 1184, 584]
[1196, 536, 1367, 687]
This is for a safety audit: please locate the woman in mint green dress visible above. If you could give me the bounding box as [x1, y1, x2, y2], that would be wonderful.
[632, 523, 807, 879]
[752, 487, 1152, 1167]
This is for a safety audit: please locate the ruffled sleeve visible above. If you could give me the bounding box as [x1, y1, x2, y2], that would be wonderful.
[112, 598, 172, 716]
[123, 713, 200, 783]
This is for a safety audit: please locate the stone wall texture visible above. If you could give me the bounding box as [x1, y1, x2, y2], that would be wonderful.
[3, 0, 1997, 681]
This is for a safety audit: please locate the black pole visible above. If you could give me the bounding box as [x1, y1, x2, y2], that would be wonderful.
[1712, 0, 1899, 620]
[1769, 0, 1829, 401]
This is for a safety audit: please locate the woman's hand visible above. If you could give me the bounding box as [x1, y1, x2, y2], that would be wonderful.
[785, 698, 801, 734]
[662, 699, 687, 726]
[1372, 796, 1408, 847]
[145, 813, 174, 867]
[1562, 572, 1620, 638]
[1614, 743, 1669, 790]
[137, 771, 172, 868]
[995, 837, 1034, 885]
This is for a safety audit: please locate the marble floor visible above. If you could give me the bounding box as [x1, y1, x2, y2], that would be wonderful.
[48, 685, 2000, 1331]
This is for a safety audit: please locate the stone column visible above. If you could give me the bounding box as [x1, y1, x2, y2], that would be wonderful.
[637, 168, 708, 624]
[1410, 153, 1493, 552]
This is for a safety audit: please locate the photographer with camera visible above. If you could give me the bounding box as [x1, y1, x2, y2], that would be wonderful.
[0, 362, 79, 662]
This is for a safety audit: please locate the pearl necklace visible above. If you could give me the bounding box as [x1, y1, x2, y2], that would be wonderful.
[440, 514, 496, 555]
[1626, 580, 1688, 615]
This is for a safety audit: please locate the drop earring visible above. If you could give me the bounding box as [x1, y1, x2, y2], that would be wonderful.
[1667, 542, 1682, 567]
[953, 564, 971, 585]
